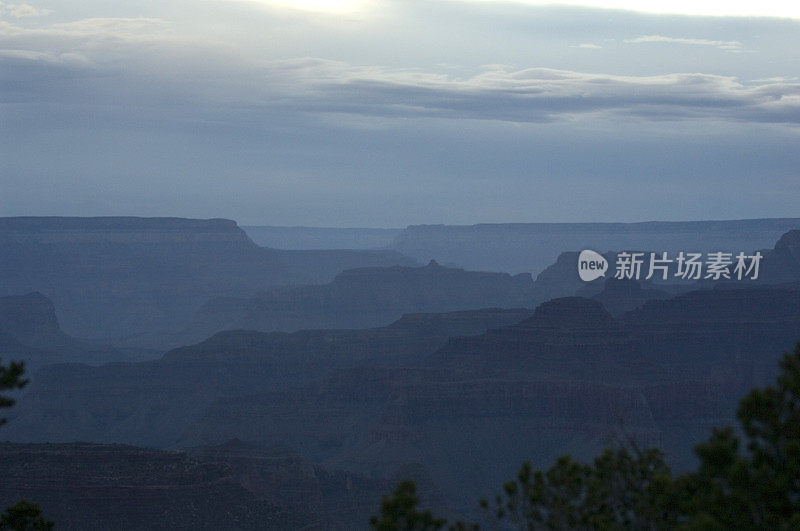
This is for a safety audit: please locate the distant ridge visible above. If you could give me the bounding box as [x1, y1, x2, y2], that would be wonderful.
[0, 216, 414, 345]
[0, 216, 239, 228]
[178, 259, 534, 345]
[390, 218, 800, 274]
[243, 225, 401, 250]
[399, 218, 800, 231]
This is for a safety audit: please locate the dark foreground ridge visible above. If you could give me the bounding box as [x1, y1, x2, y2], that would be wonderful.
[0, 439, 409, 530]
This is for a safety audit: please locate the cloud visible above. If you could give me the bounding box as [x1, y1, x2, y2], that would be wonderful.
[0, 2, 50, 18]
[251, 59, 800, 125]
[574, 43, 601, 49]
[463, 0, 800, 19]
[0, 48, 91, 66]
[624, 35, 742, 52]
[0, 10, 798, 128]
[0, 17, 171, 43]
[2, 27, 799, 126]
[0, 16, 221, 78]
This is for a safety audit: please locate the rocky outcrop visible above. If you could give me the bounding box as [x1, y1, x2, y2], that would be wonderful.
[0, 292, 64, 347]
[0, 292, 146, 368]
[531, 251, 688, 305]
[0, 292, 67, 367]
[528, 227, 800, 304]
[390, 219, 800, 275]
[0, 217, 414, 345]
[180, 260, 536, 343]
[757, 229, 800, 283]
[774, 229, 800, 260]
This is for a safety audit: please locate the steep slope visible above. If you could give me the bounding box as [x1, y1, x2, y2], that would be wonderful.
[0, 292, 69, 369]
[0, 292, 71, 349]
[0, 292, 150, 368]
[757, 229, 800, 283]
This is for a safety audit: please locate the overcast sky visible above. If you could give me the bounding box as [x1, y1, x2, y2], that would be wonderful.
[1, 0, 799, 226]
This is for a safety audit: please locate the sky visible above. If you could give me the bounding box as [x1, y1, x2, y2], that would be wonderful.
[1, 0, 799, 226]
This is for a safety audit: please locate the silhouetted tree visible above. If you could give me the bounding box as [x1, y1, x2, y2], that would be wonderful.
[370, 480, 447, 530]
[0, 360, 52, 530]
[482, 446, 677, 530]
[675, 342, 800, 528]
[371, 342, 800, 529]
[0, 359, 27, 426]
[0, 500, 54, 531]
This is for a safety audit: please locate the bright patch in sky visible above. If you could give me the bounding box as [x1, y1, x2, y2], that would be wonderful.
[243, 0, 367, 13]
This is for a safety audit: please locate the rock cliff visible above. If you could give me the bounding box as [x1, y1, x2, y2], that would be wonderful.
[0, 217, 414, 345]
[180, 260, 536, 344]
